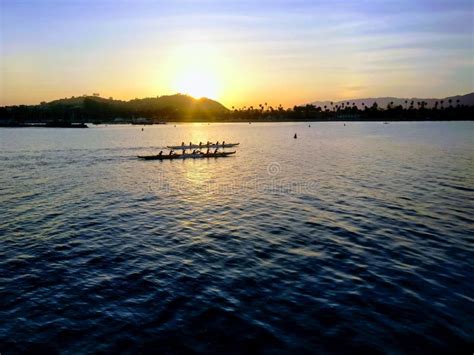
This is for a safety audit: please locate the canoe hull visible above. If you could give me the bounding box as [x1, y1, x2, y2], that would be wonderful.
[138, 151, 236, 160]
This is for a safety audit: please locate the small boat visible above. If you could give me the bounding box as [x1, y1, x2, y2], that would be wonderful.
[167, 143, 240, 150]
[138, 151, 236, 160]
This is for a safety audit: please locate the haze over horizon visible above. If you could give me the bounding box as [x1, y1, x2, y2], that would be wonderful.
[1, 0, 473, 107]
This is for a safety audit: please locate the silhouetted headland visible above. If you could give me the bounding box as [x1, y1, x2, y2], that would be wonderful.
[1, 92, 473, 126]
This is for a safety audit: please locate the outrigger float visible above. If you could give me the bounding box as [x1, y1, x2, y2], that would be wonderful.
[138, 151, 236, 160]
[167, 143, 240, 150]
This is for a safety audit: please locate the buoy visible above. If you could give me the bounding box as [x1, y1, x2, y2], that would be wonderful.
[294, 133, 297, 139]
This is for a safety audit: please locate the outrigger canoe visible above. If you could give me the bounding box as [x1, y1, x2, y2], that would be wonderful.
[167, 143, 240, 150]
[138, 151, 236, 160]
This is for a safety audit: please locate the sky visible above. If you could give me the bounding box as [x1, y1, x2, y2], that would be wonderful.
[1, 0, 473, 107]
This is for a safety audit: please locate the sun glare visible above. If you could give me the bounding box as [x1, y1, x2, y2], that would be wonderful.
[166, 42, 224, 100]
[174, 69, 219, 99]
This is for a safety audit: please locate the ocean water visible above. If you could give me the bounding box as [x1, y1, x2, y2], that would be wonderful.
[0, 122, 473, 354]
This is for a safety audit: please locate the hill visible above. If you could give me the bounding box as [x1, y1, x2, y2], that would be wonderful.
[310, 92, 474, 109]
[46, 94, 228, 113]
[0, 94, 229, 123]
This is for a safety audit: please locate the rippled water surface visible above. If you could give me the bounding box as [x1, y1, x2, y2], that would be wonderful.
[1, 122, 473, 354]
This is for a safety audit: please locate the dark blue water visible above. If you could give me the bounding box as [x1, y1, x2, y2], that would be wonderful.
[1, 122, 473, 354]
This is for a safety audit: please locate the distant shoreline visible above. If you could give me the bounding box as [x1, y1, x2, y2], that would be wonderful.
[0, 123, 88, 128]
[2, 93, 474, 126]
[1, 119, 474, 128]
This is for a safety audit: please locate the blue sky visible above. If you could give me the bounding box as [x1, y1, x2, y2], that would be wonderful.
[1, 0, 473, 106]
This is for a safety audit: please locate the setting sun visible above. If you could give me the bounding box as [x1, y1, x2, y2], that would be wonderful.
[164, 42, 224, 100]
[173, 69, 219, 99]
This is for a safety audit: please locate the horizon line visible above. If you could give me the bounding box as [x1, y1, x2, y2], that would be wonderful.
[2, 91, 474, 109]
